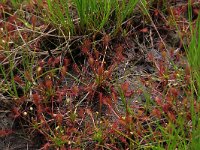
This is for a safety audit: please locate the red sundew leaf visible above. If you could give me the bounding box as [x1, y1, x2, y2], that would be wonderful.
[185, 65, 191, 76]
[88, 56, 94, 66]
[124, 91, 134, 97]
[162, 103, 170, 113]
[31, 15, 36, 30]
[119, 136, 127, 144]
[56, 90, 64, 103]
[166, 95, 173, 104]
[193, 8, 199, 16]
[111, 122, 118, 129]
[111, 91, 117, 103]
[87, 129, 93, 135]
[169, 87, 179, 97]
[173, 5, 186, 16]
[137, 109, 144, 117]
[81, 46, 89, 54]
[172, 7, 181, 16]
[61, 135, 69, 142]
[44, 107, 51, 115]
[125, 114, 132, 124]
[158, 41, 165, 51]
[83, 83, 95, 93]
[155, 96, 162, 106]
[116, 51, 125, 61]
[40, 142, 51, 150]
[38, 60, 45, 67]
[71, 85, 79, 96]
[167, 111, 176, 122]
[102, 96, 112, 106]
[99, 92, 103, 111]
[0, 4, 5, 10]
[108, 129, 117, 136]
[116, 45, 123, 53]
[53, 56, 60, 66]
[25, 3, 34, 12]
[126, 19, 132, 28]
[63, 58, 70, 67]
[153, 131, 162, 138]
[86, 109, 93, 119]
[187, 112, 191, 120]
[185, 75, 190, 84]
[118, 118, 126, 126]
[16, 21, 23, 29]
[115, 45, 125, 61]
[154, 9, 159, 16]
[94, 49, 99, 59]
[102, 34, 111, 47]
[152, 108, 162, 118]
[0, 129, 13, 137]
[82, 66, 87, 73]
[169, 72, 177, 80]
[140, 116, 150, 121]
[175, 53, 181, 62]
[47, 57, 54, 65]
[158, 63, 165, 76]
[121, 82, 129, 93]
[7, 15, 17, 23]
[54, 114, 63, 125]
[32, 93, 41, 105]
[14, 75, 24, 85]
[97, 66, 104, 76]
[37, 105, 44, 116]
[140, 27, 148, 33]
[78, 108, 85, 118]
[12, 107, 21, 118]
[147, 52, 154, 62]
[60, 146, 67, 150]
[45, 79, 52, 89]
[136, 89, 143, 95]
[69, 127, 78, 133]
[6, 22, 15, 33]
[14, 96, 25, 105]
[83, 39, 91, 48]
[73, 63, 80, 74]
[21, 32, 28, 42]
[106, 64, 115, 78]
[182, 98, 188, 107]
[161, 51, 167, 59]
[61, 66, 67, 77]
[169, 48, 175, 57]
[135, 127, 143, 137]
